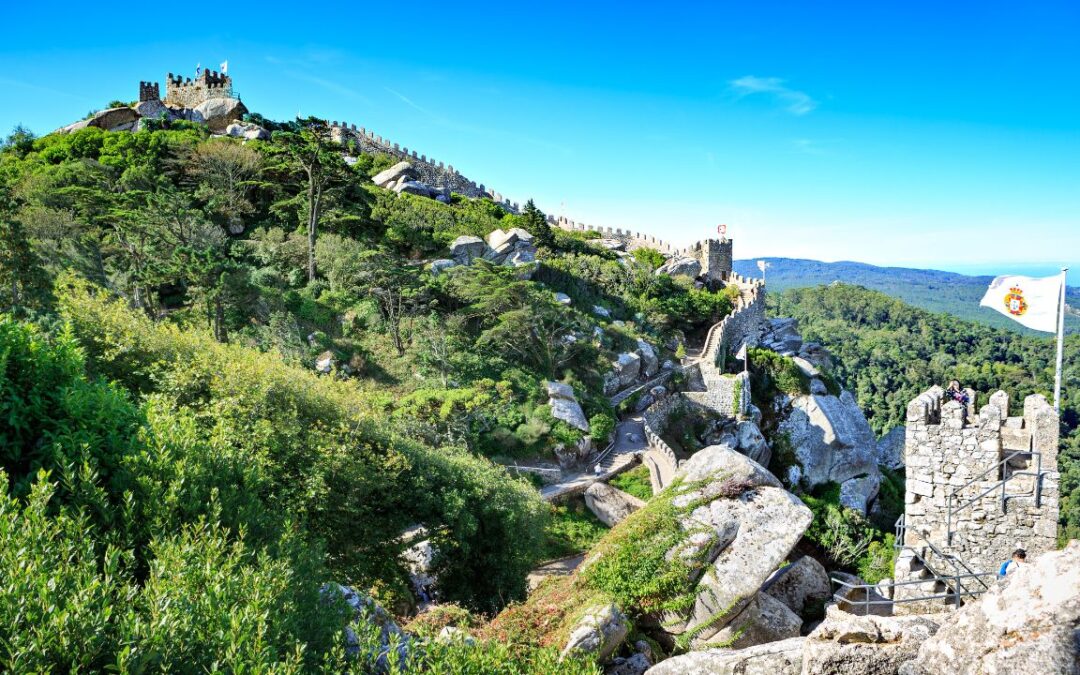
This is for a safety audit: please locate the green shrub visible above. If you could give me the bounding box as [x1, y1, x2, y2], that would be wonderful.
[541, 498, 609, 560]
[857, 534, 897, 584]
[609, 464, 653, 501]
[589, 412, 616, 445]
[801, 482, 875, 569]
[748, 347, 810, 400]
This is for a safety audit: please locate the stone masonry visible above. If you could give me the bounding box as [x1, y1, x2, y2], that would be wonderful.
[897, 385, 1059, 577]
[164, 70, 234, 108]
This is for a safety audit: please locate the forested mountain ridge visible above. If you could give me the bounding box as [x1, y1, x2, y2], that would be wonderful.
[735, 257, 1080, 334]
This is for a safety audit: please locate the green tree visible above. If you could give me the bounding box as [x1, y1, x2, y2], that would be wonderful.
[268, 118, 348, 282]
[521, 199, 553, 249]
[355, 248, 427, 356]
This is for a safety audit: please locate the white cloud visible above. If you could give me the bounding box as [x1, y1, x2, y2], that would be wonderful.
[730, 75, 817, 115]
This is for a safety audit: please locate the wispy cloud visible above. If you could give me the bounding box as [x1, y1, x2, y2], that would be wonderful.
[282, 70, 371, 105]
[729, 76, 817, 115]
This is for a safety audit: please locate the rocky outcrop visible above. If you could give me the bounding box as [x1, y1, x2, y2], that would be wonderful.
[661, 446, 813, 646]
[637, 339, 659, 378]
[645, 637, 805, 674]
[760, 318, 803, 355]
[734, 420, 771, 466]
[703, 591, 803, 649]
[802, 607, 939, 675]
[190, 97, 248, 132]
[612, 352, 642, 388]
[322, 583, 410, 668]
[449, 235, 489, 265]
[876, 426, 905, 469]
[762, 555, 831, 618]
[484, 228, 537, 266]
[904, 541, 1080, 675]
[780, 390, 880, 513]
[428, 259, 457, 276]
[372, 161, 419, 188]
[224, 122, 270, 140]
[585, 482, 646, 527]
[561, 603, 630, 662]
[86, 107, 139, 132]
[547, 380, 590, 432]
[645, 609, 941, 675]
[655, 257, 701, 279]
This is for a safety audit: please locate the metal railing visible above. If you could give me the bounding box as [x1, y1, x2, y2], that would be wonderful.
[894, 515, 994, 600]
[946, 450, 1044, 545]
[831, 572, 992, 613]
[590, 437, 619, 470]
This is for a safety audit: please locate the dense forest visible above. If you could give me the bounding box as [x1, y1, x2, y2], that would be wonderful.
[736, 257, 1080, 335]
[772, 284, 1080, 541]
[0, 117, 737, 671]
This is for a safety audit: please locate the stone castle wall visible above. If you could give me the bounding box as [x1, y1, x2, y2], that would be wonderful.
[163, 71, 233, 108]
[701, 275, 766, 372]
[899, 385, 1060, 575]
[329, 122, 520, 213]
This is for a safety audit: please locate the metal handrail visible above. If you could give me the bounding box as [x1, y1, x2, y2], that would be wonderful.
[894, 514, 992, 596]
[590, 438, 619, 469]
[947, 451, 1044, 545]
[831, 571, 992, 613]
[922, 537, 992, 593]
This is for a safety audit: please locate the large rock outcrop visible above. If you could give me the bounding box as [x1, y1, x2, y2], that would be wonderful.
[190, 97, 248, 132]
[584, 482, 645, 527]
[546, 380, 590, 432]
[780, 390, 881, 513]
[762, 555, 831, 618]
[802, 606, 939, 675]
[659, 445, 813, 647]
[655, 257, 701, 279]
[904, 541, 1080, 674]
[646, 637, 805, 674]
[561, 603, 630, 662]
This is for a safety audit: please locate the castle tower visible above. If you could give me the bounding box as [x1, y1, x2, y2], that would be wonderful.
[139, 81, 160, 102]
[164, 70, 233, 108]
[892, 385, 1059, 612]
[688, 238, 734, 284]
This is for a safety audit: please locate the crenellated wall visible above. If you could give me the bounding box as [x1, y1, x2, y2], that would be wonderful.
[164, 70, 233, 108]
[329, 122, 521, 213]
[897, 385, 1060, 577]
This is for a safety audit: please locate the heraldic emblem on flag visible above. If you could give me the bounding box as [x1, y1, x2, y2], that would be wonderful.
[1004, 286, 1028, 316]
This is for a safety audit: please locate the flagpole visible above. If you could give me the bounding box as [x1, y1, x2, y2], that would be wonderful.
[1054, 267, 1068, 412]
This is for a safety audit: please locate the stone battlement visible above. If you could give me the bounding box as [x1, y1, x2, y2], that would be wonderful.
[900, 385, 1060, 576]
[138, 81, 160, 103]
[328, 121, 520, 213]
[164, 70, 233, 108]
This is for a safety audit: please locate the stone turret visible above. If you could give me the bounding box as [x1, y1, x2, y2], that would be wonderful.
[687, 238, 733, 284]
[898, 385, 1059, 576]
[138, 81, 160, 102]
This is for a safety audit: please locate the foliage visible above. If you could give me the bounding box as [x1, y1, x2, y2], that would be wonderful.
[632, 247, 667, 270]
[801, 482, 876, 569]
[747, 347, 809, 399]
[589, 412, 616, 445]
[540, 498, 609, 560]
[858, 534, 898, 585]
[609, 464, 653, 501]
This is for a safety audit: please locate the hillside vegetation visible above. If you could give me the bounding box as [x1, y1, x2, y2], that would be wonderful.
[0, 118, 738, 670]
[772, 284, 1080, 541]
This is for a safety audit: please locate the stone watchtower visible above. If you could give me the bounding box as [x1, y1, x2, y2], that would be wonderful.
[893, 385, 1059, 611]
[164, 70, 233, 108]
[687, 238, 733, 284]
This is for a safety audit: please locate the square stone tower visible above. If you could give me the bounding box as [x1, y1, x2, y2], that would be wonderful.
[164, 70, 233, 108]
[898, 385, 1059, 576]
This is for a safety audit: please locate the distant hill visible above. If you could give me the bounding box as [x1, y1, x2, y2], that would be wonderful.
[733, 258, 1080, 335]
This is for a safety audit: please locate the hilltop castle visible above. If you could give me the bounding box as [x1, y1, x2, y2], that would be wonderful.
[138, 70, 234, 108]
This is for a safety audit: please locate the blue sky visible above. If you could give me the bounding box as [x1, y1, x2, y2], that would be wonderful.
[3, 1, 1078, 275]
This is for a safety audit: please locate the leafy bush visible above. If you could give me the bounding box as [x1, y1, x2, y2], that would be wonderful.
[609, 464, 653, 501]
[589, 412, 616, 445]
[801, 483, 875, 569]
[748, 347, 810, 400]
[541, 499, 609, 560]
[857, 534, 897, 584]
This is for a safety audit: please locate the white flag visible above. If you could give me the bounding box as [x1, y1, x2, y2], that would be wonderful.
[735, 342, 748, 361]
[220, 60, 228, 74]
[979, 274, 1062, 332]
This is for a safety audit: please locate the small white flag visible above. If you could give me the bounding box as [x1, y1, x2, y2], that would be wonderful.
[735, 342, 748, 361]
[196, 63, 201, 75]
[979, 274, 1062, 333]
[220, 60, 228, 74]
